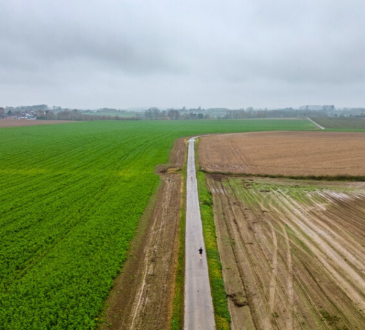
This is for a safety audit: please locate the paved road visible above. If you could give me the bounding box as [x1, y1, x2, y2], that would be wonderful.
[307, 117, 325, 129]
[184, 137, 216, 330]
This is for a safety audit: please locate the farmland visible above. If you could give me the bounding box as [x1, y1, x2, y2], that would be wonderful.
[207, 175, 365, 329]
[199, 131, 365, 177]
[0, 119, 313, 329]
[0, 119, 73, 128]
[311, 117, 365, 130]
[99, 138, 186, 330]
[197, 130, 365, 329]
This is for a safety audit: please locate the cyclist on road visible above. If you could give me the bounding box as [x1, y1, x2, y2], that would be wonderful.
[199, 247, 203, 260]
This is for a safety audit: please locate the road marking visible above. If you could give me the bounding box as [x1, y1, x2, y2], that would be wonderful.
[184, 137, 216, 330]
[307, 117, 325, 129]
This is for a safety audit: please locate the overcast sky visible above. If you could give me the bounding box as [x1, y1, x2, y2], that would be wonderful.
[1, 0, 365, 109]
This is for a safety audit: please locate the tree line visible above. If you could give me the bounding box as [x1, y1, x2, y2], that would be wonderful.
[144, 108, 210, 120]
[224, 108, 329, 119]
[37, 110, 141, 121]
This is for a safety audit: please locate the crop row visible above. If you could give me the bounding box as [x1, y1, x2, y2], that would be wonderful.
[0, 119, 314, 329]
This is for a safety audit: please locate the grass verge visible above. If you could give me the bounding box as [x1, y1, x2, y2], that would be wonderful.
[195, 139, 231, 329]
[170, 141, 188, 330]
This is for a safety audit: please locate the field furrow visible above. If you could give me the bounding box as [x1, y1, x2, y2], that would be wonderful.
[207, 175, 365, 329]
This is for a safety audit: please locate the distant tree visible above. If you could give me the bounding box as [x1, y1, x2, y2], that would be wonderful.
[167, 109, 180, 120]
[45, 110, 56, 120]
[145, 107, 163, 120]
[7, 110, 12, 116]
[36, 109, 45, 117]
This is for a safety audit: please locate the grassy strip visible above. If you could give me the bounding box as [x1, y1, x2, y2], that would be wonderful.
[171, 141, 188, 330]
[201, 170, 365, 182]
[195, 139, 231, 329]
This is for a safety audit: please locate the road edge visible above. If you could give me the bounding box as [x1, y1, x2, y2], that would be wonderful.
[171, 139, 188, 330]
[194, 138, 231, 329]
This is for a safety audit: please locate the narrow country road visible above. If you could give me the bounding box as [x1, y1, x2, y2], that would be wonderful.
[307, 117, 325, 129]
[184, 137, 216, 330]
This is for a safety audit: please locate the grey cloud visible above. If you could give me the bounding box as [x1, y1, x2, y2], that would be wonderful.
[0, 0, 365, 108]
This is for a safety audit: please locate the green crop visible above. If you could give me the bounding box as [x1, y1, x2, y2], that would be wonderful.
[0, 119, 313, 329]
[311, 117, 365, 130]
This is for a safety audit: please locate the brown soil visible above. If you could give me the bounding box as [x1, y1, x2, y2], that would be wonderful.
[0, 119, 74, 128]
[155, 138, 186, 174]
[208, 174, 365, 329]
[199, 132, 365, 176]
[99, 138, 186, 330]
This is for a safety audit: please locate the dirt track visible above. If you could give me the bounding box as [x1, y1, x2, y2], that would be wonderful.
[100, 138, 186, 330]
[208, 175, 365, 329]
[0, 119, 74, 128]
[199, 132, 365, 176]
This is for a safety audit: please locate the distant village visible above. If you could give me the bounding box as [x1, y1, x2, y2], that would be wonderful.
[1, 104, 364, 121]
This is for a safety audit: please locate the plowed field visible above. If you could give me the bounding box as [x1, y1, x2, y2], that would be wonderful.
[199, 132, 365, 176]
[208, 175, 365, 330]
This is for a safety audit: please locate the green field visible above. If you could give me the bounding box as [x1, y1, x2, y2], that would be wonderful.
[312, 117, 365, 129]
[0, 119, 314, 329]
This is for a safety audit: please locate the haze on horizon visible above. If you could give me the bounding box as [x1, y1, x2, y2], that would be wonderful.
[1, 0, 364, 109]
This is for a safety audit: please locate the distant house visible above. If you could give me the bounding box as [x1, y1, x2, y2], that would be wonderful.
[300, 105, 335, 111]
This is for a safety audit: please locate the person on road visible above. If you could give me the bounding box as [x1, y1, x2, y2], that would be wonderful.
[199, 247, 203, 260]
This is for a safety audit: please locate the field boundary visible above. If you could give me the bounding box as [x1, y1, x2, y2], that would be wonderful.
[195, 139, 231, 329]
[97, 138, 186, 330]
[171, 139, 188, 330]
[200, 169, 365, 182]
